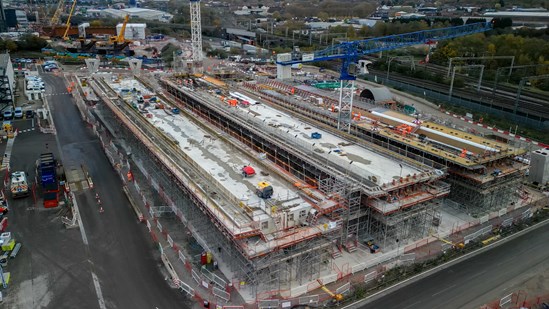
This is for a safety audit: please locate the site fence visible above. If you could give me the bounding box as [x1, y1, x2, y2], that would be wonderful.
[480, 290, 549, 309]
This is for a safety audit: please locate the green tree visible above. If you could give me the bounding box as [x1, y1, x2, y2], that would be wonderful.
[5, 40, 17, 52]
[318, 12, 329, 21]
[346, 26, 357, 39]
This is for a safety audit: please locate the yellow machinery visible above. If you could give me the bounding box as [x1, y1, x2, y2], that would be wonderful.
[317, 279, 343, 301]
[110, 15, 130, 44]
[62, 0, 78, 40]
[49, 0, 66, 26]
[256, 181, 273, 199]
[431, 232, 464, 249]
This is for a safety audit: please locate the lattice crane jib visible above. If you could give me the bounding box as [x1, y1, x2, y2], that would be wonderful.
[190, 0, 203, 72]
[50, 0, 66, 26]
[276, 22, 493, 133]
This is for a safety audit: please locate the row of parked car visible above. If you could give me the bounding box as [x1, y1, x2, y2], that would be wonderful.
[43, 60, 59, 72]
[14, 58, 36, 64]
[2, 108, 33, 120]
[25, 75, 45, 91]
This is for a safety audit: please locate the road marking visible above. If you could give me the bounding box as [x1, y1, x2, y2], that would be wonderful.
[432, 284, 456, 297]
[72, 193, 88, 245]
[401, 300, 420, 309]
[47, 76, 106, 309]
[468, 270, 487, 280]
[92, 272, 107, 309]
[341, 220, 549, 309]
[1, 137, 15, 170]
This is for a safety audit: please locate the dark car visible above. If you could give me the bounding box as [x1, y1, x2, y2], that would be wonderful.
[25, 110, 34, 118]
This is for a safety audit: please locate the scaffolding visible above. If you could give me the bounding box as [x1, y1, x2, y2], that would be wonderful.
[244, 78, 528, 221]
[91, 79, 343, 297]
[161, 77, 449, 253]
[447, 170, 522, 217]
[88, 73, 458, 300]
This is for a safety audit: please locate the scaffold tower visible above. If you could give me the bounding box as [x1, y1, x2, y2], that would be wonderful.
[189, 0, 203, 73]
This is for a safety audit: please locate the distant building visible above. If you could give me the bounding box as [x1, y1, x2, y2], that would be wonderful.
[116, 23, 146, 40]
[0, 52, 14, 105]
[3, 8, 16, 28]
[15, 10, 27, 28]
[234, 5, 270, 16]
[0, 0, 7, 32]
[100, 7, 173, 22]
[3, 9, 27, 28]
[483, 11, 549, 26]
[305, 21, 345, 30]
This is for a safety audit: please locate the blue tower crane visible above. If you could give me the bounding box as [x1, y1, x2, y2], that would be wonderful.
[276, 22, 493, 132]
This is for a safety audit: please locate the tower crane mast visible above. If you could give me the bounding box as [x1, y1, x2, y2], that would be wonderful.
[276, 22, 493, 132]
[50, 0, 66, 26]
[189, 0, 203, 73]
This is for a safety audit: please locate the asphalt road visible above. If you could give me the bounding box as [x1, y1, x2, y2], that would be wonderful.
[3, 72, 188, 309]
[360, 222, 549, 309]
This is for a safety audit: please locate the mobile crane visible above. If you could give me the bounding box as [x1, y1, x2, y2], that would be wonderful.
[276, 22, 493, 133]
[62, 0, 78, 40]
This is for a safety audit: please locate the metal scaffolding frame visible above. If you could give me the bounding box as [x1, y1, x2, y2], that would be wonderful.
[446, 172, 522, 217]
[162, 77, 450, 254]
[367, 201, 436, 249]
[93, 94, 338, 296]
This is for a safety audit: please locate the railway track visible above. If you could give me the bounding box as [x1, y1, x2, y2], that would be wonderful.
[422, 62, 548, 103]
[370, 68, 549, 120]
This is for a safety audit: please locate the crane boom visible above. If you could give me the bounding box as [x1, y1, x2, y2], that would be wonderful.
[50, 0, 66, 26]
[277, 22, 493, 80]
[63, 0, 77, 40]
[117, 15, 130, 44]
[275, 21, 493, 134]
[108, 15, 130, 44]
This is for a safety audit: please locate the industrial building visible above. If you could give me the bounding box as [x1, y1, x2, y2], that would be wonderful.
[116, 23, 146, 40]
[0, 52, 14, 106]
[99, 7, 173, 23]
[0, 0, 6, 32]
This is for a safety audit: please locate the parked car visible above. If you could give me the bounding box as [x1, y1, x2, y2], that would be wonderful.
[14, 107, 23, 119]
[25, 110, 34, 118]
[3, 109, 13, 120]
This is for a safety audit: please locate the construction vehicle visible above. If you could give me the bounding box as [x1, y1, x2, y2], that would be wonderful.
[110, 15, 129, 44]
[62, 0, 78, 40]
[92, 15, 133, 55]
[365, 240, 380, 253]
[10, 171, 30, 198]
[317, 279, 343, 302]
[256, 181, 273, 199]
[37, 153, 66, 208]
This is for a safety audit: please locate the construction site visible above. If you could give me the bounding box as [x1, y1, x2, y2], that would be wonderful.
[242, 79, 529, 218]
[79, 61, 526, 304]
[69, 16, 531, 303]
